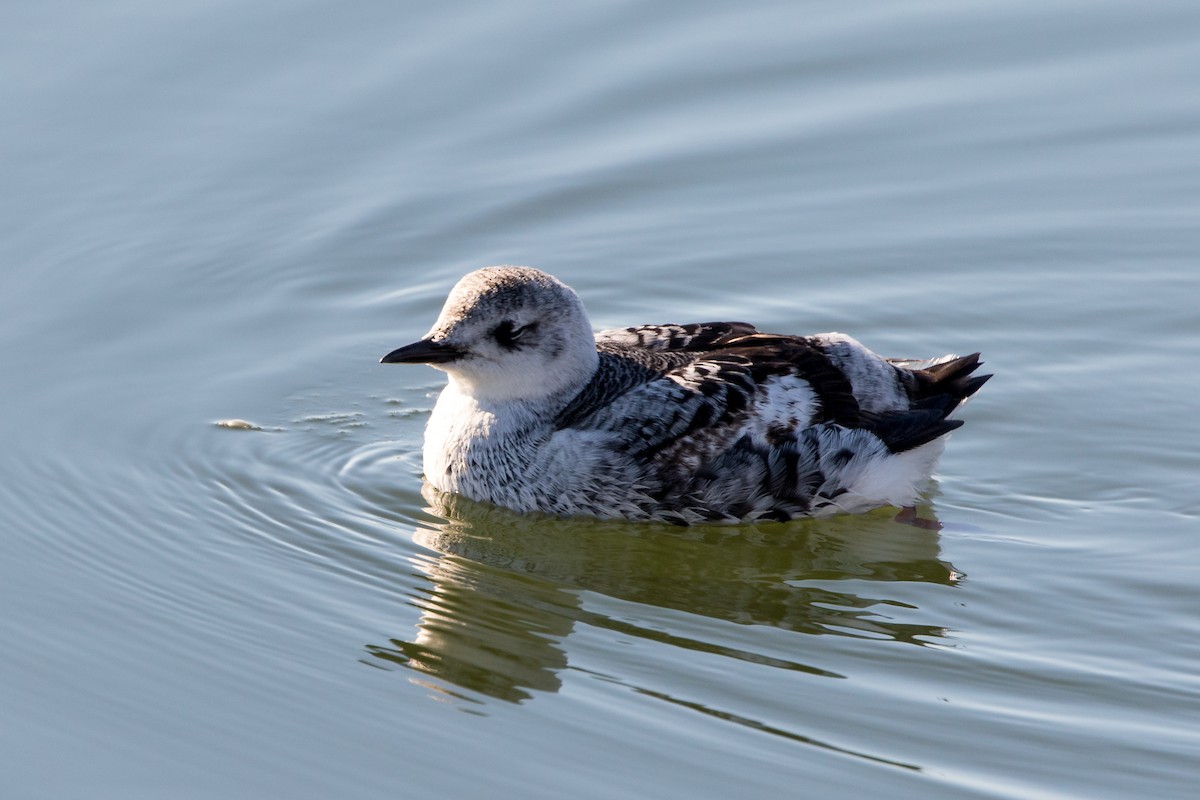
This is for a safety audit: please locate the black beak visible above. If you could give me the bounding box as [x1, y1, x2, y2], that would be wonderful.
[380, 339, 463, 364]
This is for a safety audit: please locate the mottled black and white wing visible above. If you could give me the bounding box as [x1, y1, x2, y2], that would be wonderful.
[554, 329, 990, 523]
[595, 321, 758, 351]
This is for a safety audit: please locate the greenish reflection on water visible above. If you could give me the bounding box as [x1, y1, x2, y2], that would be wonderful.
[366, 486, 959, 706]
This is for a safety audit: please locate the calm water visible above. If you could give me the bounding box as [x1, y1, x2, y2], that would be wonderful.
[3, 1, 1198, 797]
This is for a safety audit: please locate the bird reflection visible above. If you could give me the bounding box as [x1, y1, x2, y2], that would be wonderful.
[365, 483, 960, 704]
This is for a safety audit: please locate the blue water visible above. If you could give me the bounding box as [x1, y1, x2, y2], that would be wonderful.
[3, 1, 1198, 797]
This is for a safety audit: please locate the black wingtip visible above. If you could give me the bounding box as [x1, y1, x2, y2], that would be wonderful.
[915, 354, 991, 405]
[865, 409, 965, 454]
[921, 352, 982, 380]
[959, 373, 992, 398]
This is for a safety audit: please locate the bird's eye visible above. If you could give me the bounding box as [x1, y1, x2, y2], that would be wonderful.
[493, 320, 533, 348]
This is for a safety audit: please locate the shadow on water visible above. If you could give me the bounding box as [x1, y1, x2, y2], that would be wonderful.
[364, 484, 960, 709]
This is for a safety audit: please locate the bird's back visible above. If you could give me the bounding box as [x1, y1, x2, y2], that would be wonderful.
[545, 322, 989, 523]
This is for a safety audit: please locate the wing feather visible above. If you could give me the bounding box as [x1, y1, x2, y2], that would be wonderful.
[547, 323, 987, 523]
[595, 321, 758, 351]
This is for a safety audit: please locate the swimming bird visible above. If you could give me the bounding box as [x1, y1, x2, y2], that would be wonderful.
[381, 266, 989, 525]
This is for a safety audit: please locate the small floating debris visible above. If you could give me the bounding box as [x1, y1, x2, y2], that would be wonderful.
[215, 418, 263, 431]
[300, 412, 364, 425]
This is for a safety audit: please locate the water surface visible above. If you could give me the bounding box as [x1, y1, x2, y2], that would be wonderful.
[3, 1, 1198, 798]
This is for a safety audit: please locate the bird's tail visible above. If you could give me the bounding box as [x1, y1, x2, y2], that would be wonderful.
[911, 352, 991, 410]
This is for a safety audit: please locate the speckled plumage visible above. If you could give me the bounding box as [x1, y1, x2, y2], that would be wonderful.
[381, 266, 989, 524]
